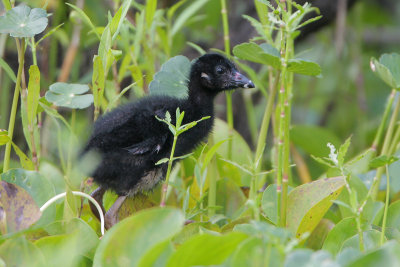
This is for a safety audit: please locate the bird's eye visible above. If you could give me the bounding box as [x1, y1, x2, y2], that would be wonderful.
[216, 66, 225, 74]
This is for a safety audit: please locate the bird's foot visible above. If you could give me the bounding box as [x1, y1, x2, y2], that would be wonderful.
[105, 195, 127, 229]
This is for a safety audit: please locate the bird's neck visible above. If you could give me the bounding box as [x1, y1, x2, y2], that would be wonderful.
[187, 78, 216, 106]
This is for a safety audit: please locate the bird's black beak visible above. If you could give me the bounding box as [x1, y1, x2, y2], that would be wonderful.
[231, 71, 255, 89]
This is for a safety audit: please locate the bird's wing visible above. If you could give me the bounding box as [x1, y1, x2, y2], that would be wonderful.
[86, 104, 170, 152]
[123, 134, 167, 155]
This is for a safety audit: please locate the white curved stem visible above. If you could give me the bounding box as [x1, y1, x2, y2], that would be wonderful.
[40, 191, 105, 236]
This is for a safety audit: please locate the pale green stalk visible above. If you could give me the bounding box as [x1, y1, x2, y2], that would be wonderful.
[381, 165, 390, 245]
[3, 38, 25, 173]
[160, 135, 178, 207]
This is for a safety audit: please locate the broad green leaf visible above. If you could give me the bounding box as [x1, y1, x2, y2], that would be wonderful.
[149, 55, 191, 99]
[166, 232, 247, 267]
[0, 57, 16, 82]
[0, 5, 48, 37]
[45, 82, 93, 109]
[284, 249, 337, 267]
[233, 42, 281, 69]
[171, 0, 210, 36]
[291, 125, 341, 158]
[11, 142, 35, 170]
[287, 58, 321, 76]
[92, 55, 105, 111]
[1, 169, 56, 226]
[322, 217, 358, 255]
[93, 208, 184, 267]
[286, 176, 345, 238]
[27, 65, 41, 125]
[305, 218, 335, 250]
[0, 181, 41, 234]
[231, 237, 279, 267]
[0, 130, 9, 145]
[371, 53, 400, 90]
[347, 240, 400, 267]
[369, 155, 399, 168]
[138, 240, 174, 267]
[261, 184, 279, 225]
[341, 229, 382, 252]
[216, 178, 246, 219]
[0, 237, 46, 266]
[383, 200, 400, 234]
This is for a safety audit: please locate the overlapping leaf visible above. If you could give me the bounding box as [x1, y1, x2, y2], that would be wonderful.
[45, 82, 93, 109]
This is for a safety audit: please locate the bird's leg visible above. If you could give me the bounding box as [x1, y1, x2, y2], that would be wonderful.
[89, 186, 106, 221]
[105, 195, 127, 229]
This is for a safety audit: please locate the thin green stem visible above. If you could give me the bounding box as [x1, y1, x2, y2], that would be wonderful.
[220, 0, 233, 158]
[372, 91, 400, 198]
[356, 215, 364, 252]
[388, 124, 400, 156]
[160, 136, 178, 207]
[3, 38, 25, 173]
[381, 165, 390, 245]
[31, 37, 37, 65]
[372, 89, 396, 152]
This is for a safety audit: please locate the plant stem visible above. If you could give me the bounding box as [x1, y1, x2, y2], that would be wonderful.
[160, 136, 178, 207]
[372, 89, 396, 152]
[372, 91, 400, 199]
[356, 215, 364, 252]
[220, 0, 233, 158]
[31, 37, 37, 65]
[3, 38, 25, 173]
[2, 0, 11, 10]
[381, 165, 390, 245]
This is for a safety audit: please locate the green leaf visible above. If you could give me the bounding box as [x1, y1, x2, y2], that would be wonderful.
[66, 3, 100, 40]
[0, 181, 41, 234]
[216, 178, 246, 219]
[0, 57, 17, 82]
[166, 232, 247, 267]
[36, 23, 64, 45]
[347, 241, 400, 267]
[171, 0, 210, 36]
[231, 237, 279, 267]
[156, 158, 170, 165]
[287, 58, 321, 76]
[93, 208, 184, 267]
[305, 219, 335, 250]
[371, 53, 400, 89]
[145, 0, 157, 29]
[149, 55, 191, 99]
[261, 184, 279, 225]
[369, 155, 399, 169]
[322, 217, 358, 255]
[27, 65, 41, 125]
[12, 142, 35, 170]
[233, 42, 281, 69]
[291, 125, 341, 158]
[45, 82, 93, 109]
[338, 136, 352, 167]
[0, 237, 46, 266]
[110, 0, 132, 41]
[202, 139, 228, 171]
[287, 176, 346, 238]
[285, 249, 337, 267]
[92, 55, 105, 110]
[0, 130, 9, 145]
[341, 229, 382, 252]
[0, 4, 48, 37]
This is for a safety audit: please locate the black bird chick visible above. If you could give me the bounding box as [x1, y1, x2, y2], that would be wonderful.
[84, 54, 255, 228]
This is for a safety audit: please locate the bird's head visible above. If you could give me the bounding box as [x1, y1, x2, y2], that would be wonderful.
[191, 54, 255, 92]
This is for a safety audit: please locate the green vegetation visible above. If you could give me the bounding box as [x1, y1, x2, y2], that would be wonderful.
[1, 0, 400, 266]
